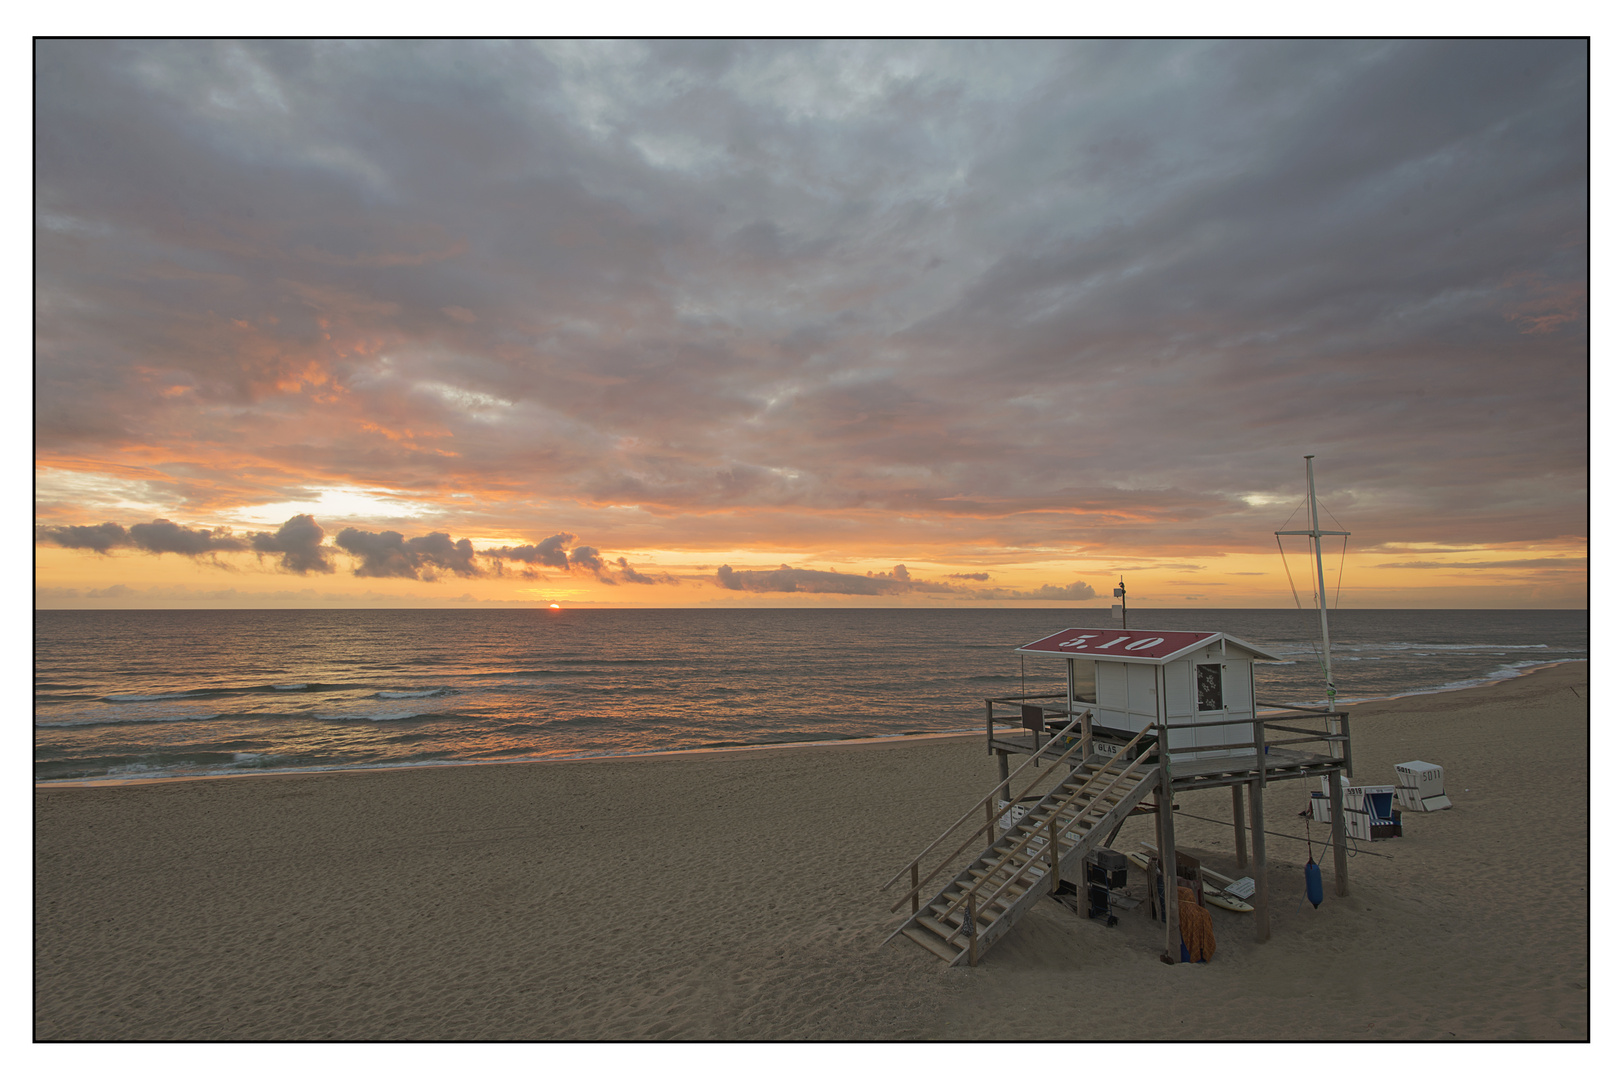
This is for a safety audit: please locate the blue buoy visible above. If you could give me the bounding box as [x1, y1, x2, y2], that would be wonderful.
[1305, 858, 1324, 908]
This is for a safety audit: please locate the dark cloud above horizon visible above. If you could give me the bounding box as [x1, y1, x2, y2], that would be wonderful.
[40, 513, 677, 585]
[34, 40, 1588, 562]
[714, 562, 946, 595]
[249, 514, 332, 574]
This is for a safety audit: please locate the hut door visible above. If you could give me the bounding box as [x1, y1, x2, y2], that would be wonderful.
[1195, 662, 1228, 760]
[1221, 662, 1254, 758]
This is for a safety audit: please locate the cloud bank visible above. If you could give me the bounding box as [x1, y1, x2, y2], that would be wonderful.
[41, 515, 671, 586]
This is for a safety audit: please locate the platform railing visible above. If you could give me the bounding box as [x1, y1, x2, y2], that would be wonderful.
[983, 693, 1072, 752]
[988, 693, 1351, 777]
[1257, 704, 1352, 776]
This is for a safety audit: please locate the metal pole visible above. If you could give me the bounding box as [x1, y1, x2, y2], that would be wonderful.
[1306, 456, 1335, 708]
[1328, 769, 1351, 897]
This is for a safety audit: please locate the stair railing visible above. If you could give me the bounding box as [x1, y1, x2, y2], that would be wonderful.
[931, 723, 1158, 945]
[883, 715, 1089, 914]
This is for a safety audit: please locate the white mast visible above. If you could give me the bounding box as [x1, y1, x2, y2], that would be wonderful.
[1275, 455, 1349, 707]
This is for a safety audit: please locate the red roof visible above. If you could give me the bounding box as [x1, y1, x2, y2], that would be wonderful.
[1016, 628, 1279, 663]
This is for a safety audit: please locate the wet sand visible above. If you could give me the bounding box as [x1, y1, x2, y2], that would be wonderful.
[35, 662, 1587, 1040]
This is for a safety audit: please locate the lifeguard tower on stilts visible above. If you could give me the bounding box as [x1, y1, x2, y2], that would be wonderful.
[883, 457, 1353, 967]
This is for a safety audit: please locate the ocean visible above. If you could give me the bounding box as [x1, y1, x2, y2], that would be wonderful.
[33, 608, 1587, 783]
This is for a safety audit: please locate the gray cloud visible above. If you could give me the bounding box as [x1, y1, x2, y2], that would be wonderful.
[488, 533, 577, 570]
[1007, 582, 1099, 602]
[334, 528, 482, 580]
[42, 518, 247, 557]
[40, 512, 659, 587]
[613, 556, 677, 585]
[249, 514, 333, 575]
[127, 520, 247, 556]
[713, 562, 958, 595]
[40, 522, 129, 554]
[569, 545, 605, 576]
[717, 564, 899, 595]
[481, 534, 667, 584]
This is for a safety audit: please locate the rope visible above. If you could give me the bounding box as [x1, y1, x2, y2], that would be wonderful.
[1275, 533, 1331, 684]
[1168, 809, 1394, 859]
[1276, 497, 1309, 533]
[1334, 534, 1348, 611]
[1276, 533, 1304, 610]
[1303, 775, 1315, 861]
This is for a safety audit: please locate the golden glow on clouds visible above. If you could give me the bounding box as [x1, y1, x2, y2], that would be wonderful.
[231, 487, 435, 525]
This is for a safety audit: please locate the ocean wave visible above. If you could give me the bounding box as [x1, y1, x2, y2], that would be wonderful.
[105, 761, 173, 775]
[272, 683, 308, 691]
[374, 689, 452, 700]
[1370, 641, 1554, 652]
[36, 712, 222, 729]
[104, 690, 212, 702]
[230, 752, 290, 768]
[314, 710, 434, 722]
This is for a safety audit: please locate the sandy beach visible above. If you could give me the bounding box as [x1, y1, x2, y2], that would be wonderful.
[35, 662, 1588, 1041]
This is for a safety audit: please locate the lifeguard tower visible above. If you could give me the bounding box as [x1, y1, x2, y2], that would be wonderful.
[884, 626, 1353, 966]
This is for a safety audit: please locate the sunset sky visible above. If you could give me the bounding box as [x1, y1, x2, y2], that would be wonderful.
[33, 39, 1588, 609]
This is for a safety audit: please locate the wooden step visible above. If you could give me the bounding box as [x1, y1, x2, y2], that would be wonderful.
[947, 884, 1030, 915]
[900, 924, 962, 963]
[970, 863, 1043, 887]
[948, 879, 1026, 907]
[943, 877, 1021, 903]
[927, 899, 1002, 928]
[916, 911, 976, 942]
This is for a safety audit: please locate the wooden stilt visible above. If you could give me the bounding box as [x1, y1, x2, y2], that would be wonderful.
[1328, 769, 1350, 897]
[997, 751, 1011, 807]
[1158, 774, 1181, 963]
[1249, 717, 1270, 943]
[1231, 783, 1248, 870]
[1249, 777, 1270, 943]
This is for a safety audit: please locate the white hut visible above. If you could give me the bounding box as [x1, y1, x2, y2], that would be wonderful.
[1015, 628, 1284, 766]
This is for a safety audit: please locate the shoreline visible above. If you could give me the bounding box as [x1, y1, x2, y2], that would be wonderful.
[35, 657, 1589, 791]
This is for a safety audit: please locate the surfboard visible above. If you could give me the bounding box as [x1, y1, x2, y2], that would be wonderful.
[1124, 850, 1256, 913]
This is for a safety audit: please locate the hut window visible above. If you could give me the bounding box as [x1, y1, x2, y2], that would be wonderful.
[1071, 659, 1096, 702]
[1196, 664, 1224, 711]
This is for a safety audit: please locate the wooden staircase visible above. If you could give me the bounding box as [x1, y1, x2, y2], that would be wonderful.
[884, 724, 1159, 967]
